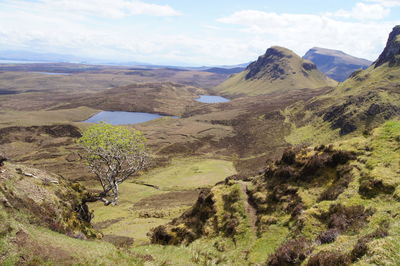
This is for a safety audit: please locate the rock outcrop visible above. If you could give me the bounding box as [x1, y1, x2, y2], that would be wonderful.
[375, 25, 400, 68]
[245, 46, 319, 81]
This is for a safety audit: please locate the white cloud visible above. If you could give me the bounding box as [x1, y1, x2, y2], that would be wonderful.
[0, 0, 399, 65]
[365, 0, 400, 7]
[217, 10, 398, 61]
[328, 2, 390, 20]
[3, 0, 181, 18]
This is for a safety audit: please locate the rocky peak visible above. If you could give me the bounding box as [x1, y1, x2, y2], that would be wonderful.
[245, 46, 293, 80]
[374, 25, 400, 68]
[245, 46, 317, 80]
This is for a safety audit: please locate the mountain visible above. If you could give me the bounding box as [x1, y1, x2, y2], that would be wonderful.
[214, 46, 337, 96]
[303, 47, 372, 82]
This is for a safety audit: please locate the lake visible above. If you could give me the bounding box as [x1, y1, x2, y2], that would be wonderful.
[196, 95, 230, 103]
[83, 111, 174, 125]
[0, 90, 18, 95]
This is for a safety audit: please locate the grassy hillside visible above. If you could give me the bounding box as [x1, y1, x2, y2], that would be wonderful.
[151, 120, 400, 265]
[0, 161, 130, 265]
[284, 27, 400, 146]
[214, 46, 337, 97]
[285, 60, 400, 147]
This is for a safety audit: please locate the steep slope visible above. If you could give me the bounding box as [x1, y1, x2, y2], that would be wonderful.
[303, 47, 372, 82]
[214, 46, 337, 97]
[151, 120, 400, 265]
[0, 160, 155, 265]
[374, 25, 400, 67]
[285, 26, 400, 145]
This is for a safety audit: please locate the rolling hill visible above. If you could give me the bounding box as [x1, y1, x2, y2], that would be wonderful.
[303, 47, 372, 82]
[214, 46, 337, 97]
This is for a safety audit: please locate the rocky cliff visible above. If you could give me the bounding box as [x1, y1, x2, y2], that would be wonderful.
[374, 25, 400, 68]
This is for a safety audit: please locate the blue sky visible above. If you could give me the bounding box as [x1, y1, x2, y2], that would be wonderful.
[0, 0, 400, 65]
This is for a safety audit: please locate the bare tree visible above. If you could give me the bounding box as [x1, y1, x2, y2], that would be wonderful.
[78, 122, 148, 205]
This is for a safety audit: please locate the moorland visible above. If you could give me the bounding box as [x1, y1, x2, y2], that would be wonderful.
[0, 26, 399, 265]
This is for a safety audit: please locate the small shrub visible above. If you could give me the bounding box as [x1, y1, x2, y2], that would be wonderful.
[321, 204, 374, 232]
[316, 229, 339, 244]
[281, 149, 296, 165]
[329, 151, 355, 166]
[274, 166, 296, 179]
[359, 177, 396, 198]
[307, 251, 350, 266]
[301, 155, 324, 177]
[267, 238, 312, 266]
[319, 167, 352, 201]
[350, 223, 389, 262]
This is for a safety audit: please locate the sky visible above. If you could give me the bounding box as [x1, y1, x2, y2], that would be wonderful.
[0, 0, 400, 66]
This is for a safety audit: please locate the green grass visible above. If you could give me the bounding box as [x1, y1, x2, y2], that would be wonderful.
[248, 225, 289, 263]
[26, 225, 143, 265]
[297, 121, 400, 262]
[0, 199, 143, 265]
[88, 157, 236, 244]
[136, 158, 236, 190]
[284, 117, 339, 145]
[131, 245, 193, 265]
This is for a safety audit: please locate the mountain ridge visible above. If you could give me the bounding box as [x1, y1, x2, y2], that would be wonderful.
[303, 47, 372, 82]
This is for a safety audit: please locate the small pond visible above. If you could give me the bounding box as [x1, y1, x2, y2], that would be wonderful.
[196, 95, 230, 103]
[83, 111, 175, 125]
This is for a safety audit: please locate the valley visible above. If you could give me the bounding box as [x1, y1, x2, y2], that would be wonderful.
[0, 24, 399, 266]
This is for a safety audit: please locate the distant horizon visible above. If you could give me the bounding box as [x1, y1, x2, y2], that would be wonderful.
[1, 0, 399, 65]
[0, 44, 374, 68]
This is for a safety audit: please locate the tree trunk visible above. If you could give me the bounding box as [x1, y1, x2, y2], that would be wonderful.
[112, 182, 119, 205]
[83, 194, 112, 206]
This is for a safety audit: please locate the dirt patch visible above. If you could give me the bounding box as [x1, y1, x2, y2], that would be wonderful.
[240, 181, 257, 233]
[133, 190, 199, 210]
